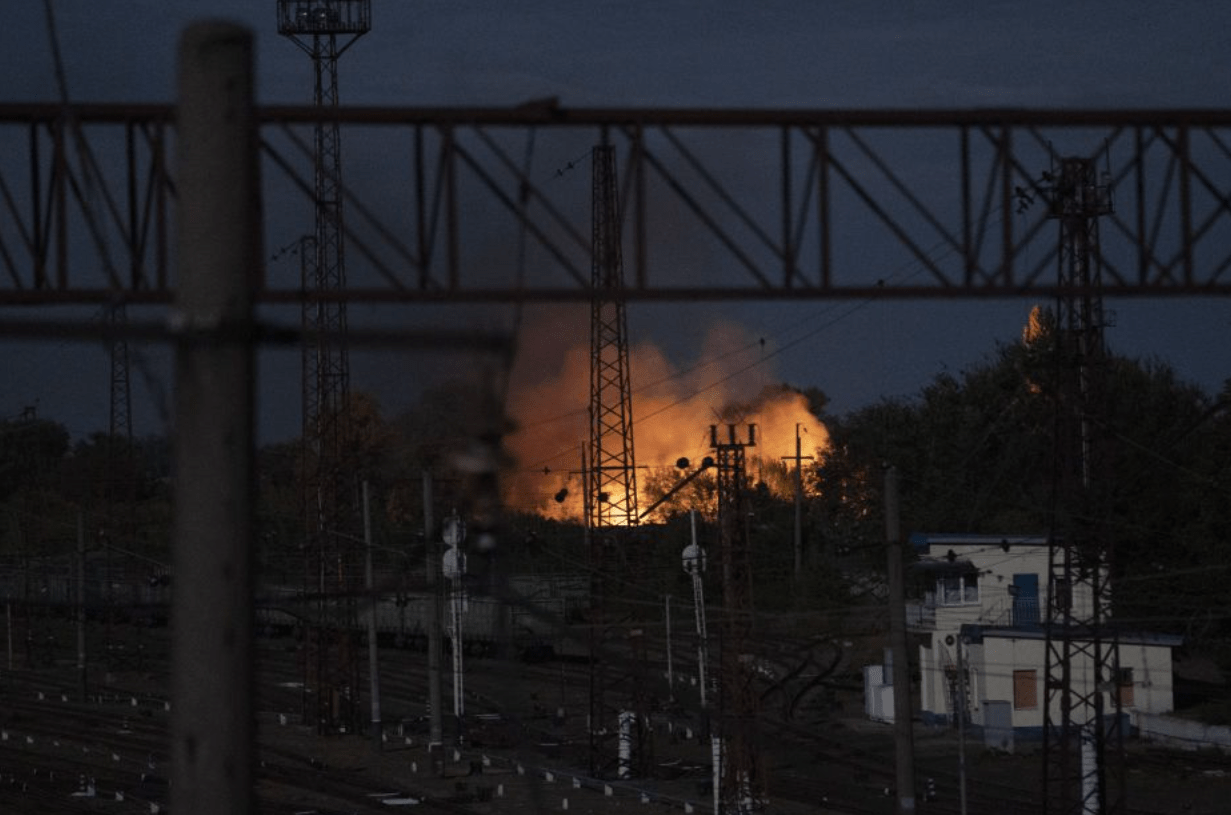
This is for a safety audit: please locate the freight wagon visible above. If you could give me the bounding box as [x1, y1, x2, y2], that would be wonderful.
[256, 573, 590, 661]
[0, 557, 590, 661]
[0, 555, 171, 626]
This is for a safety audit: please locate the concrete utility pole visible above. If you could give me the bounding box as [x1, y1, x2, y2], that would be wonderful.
[76, 511, 86, 702]
[885, 465, 916, 815]
[957, 635, 969, 815]
[665, 594, 674, 699]
[424, 470, 443, 751]
[170, 21, 258, 815]
[363, 481, 382, 752]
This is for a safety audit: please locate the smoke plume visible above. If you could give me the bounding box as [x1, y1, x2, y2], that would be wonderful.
[503, 307, 829, 520]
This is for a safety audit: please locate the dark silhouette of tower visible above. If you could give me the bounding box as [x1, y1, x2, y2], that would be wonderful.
[1042, 154, 1123, 815]
[278, 0, 370, 735]
[712, 424, 765, 815]
[587, 143, 649, 778]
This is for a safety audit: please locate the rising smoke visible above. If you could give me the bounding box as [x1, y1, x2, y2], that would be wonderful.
[502, 306, 829, 520]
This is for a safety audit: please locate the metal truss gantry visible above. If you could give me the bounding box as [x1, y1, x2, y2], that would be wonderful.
[2, 106, 1231, 306]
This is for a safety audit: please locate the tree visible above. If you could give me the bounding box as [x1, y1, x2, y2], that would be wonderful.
[0, 417, 69, 502]
[815, 325, 1231, 667]
[0, 418, 71, 557]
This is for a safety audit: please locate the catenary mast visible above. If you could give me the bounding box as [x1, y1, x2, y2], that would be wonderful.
[587, 142, 651, 778]
[1042, 155, 1123, 815]
[277, 0, 370, 735]
[712, 424, 764, 815]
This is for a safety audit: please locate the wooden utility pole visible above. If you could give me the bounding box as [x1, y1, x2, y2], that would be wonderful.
[170, 20, 258, 815]
[781, 424, 814, 581]
[885, 466, 916, 815]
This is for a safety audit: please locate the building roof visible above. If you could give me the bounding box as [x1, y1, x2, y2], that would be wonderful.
[909, 532, 1048, 555]
[960, 623, 1183, 649]
[908, 557, 978, 576]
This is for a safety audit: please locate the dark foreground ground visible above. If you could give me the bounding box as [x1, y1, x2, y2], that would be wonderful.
[0, 620, 1228, 814]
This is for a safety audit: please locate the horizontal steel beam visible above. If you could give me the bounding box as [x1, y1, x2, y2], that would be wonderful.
[5, 103, 1231, 127]
[1, 104, 1229, 304]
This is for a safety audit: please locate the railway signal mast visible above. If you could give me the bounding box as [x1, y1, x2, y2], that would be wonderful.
[682, 511, 710, 711]
[442, 512, 468, 730]
[277, 0, 371, 735]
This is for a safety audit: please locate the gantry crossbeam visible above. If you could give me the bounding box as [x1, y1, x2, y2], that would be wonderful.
[1, 104, 1230, 304]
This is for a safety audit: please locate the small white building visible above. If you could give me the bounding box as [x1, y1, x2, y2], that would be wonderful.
[866, 533, 1181, 745]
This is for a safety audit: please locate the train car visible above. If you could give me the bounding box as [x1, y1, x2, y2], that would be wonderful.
[0, 555, 170, 624]
[0, 559, 591, 661]
[255, 572, 591, 661]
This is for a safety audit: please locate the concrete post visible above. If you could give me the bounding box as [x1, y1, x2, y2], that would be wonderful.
[424, 470, 443, 750]
[364, 480, 382, 751]
[170, 21, 259, 815]
[886, 466, 916, 815]
[77, 511, 87, 701]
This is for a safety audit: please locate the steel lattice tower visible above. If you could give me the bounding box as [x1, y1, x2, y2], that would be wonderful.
[1042, 156, 1123, 815]
[104, 301, 135, 659]
[712, 424, 764, 815]
[587, 143, 650, 778]
[108, 304, 133, 450]
[278, 0, 370, 735]
[589, 143, 639, 531]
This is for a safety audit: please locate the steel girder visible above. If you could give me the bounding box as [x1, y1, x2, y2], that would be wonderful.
[1, 105, 1230, 305]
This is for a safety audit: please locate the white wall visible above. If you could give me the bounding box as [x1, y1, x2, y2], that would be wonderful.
[1135, 712, 1231, 750]
[974, 635, 1173, 729]
[863, 664, 895, 723]
[918, 538, 1096, 628]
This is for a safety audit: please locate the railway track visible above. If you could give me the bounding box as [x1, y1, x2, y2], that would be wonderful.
[1, 615, 1223, 815]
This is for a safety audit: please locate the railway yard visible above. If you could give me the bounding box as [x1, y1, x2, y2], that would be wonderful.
[0, 614, 1226, 815]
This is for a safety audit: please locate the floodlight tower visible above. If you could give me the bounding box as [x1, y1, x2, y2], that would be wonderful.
[278, 0, 370, 735]
[587, 142, 650, 779]
[1041, 156, 1123, 815]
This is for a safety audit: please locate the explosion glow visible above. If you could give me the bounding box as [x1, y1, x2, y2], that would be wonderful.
[503, 310, 829, 521]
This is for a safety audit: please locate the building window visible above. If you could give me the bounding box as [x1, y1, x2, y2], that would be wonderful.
[1117, 667, 1135, 707]
[938, 573, 978, 605]
[1013, 669, 1038, 710]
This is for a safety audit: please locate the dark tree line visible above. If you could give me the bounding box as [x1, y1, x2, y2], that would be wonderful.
[0, 420, 172, 558]
[4, 318, 1229, 675]
[808, 310, 1231, 673]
